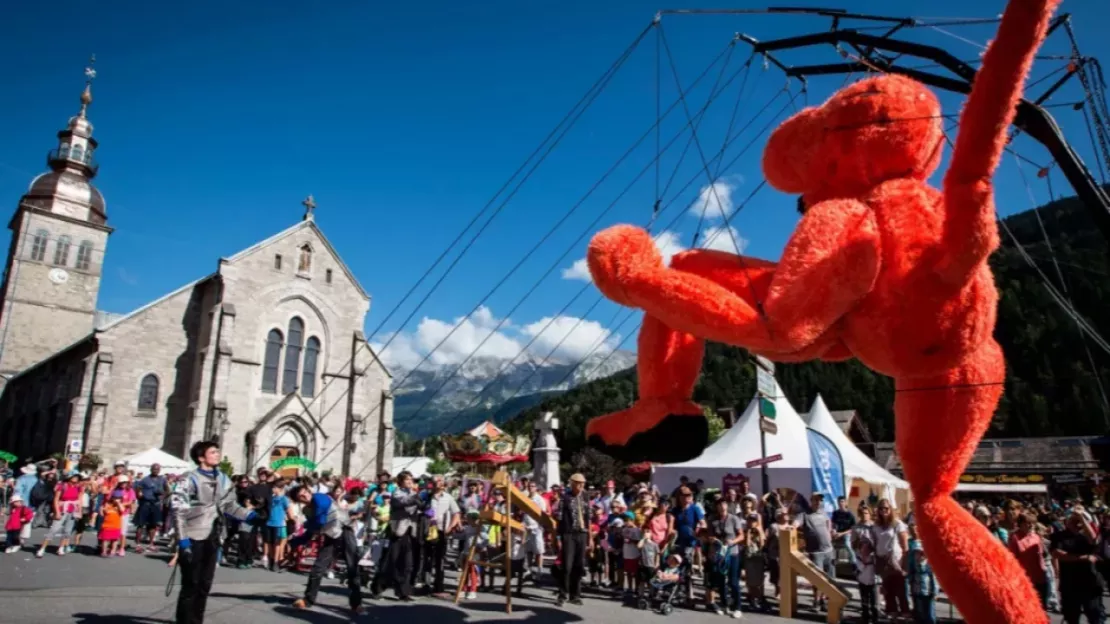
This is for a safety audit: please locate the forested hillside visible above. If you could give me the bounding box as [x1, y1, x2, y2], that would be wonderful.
[500, 190, 1110, 460]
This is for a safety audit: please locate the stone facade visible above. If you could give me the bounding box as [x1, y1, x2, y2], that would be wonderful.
[0, 71, 394, 477]
[0, 219, 395, 476]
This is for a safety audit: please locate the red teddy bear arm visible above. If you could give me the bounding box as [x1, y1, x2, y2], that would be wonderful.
[939, 0, 1061, 284]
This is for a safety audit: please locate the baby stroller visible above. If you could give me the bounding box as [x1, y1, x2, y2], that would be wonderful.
[636, 551, 687, 616]
[292, 534, 323, 573]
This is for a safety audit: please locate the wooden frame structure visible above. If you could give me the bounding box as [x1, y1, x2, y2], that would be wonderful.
[453, 470, 556, 613]
[778, 527, 850, 623]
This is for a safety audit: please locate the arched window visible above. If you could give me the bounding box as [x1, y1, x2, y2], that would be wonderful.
[30, 229, 49, 261]
[261, 329, 283, 394]
[298, 244, 312, 273]
[137, 374, 159, 411]
[282, 317, 304, 394]
[53, 235, 71, 266]
[75, 240, 93, 270]
[302, 337, 321, 398]
[70, 144, 84, 162]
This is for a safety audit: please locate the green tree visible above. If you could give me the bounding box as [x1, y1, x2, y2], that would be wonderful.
[218, 456, 234, 477]
[496, 190, 1109, 457]
[705, 406, 727, 443]
[427, 456, 453, 475]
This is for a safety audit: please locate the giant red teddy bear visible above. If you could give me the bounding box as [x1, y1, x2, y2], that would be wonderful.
[583, 0, 1059, 622]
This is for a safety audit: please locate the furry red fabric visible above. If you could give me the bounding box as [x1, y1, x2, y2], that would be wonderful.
[583, 1, 1059, 622]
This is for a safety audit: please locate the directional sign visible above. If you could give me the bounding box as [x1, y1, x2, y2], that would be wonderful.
[754, 355, 775, 373]
[759, 397, 777, 420]
[746, 453, 783, 468]
[757, 368, 776, 398]
[760, 417, 779, 435]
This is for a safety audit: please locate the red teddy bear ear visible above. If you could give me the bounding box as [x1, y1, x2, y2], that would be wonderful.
[762, 107, 823, 194]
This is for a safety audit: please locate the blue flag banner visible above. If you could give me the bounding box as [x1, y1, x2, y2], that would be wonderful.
[807, 429, 846, 516]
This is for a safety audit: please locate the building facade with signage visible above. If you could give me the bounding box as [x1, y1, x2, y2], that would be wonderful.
[874, 436, 1107, 497]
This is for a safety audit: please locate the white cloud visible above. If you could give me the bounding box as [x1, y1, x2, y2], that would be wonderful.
[371, 305, 622, 371]
[561, 258, 591, 282]
[699, 225, 748, 254]
[520, 315, 617, 360]
[688, 181, 736, 220]
[561, 229, 688, 283]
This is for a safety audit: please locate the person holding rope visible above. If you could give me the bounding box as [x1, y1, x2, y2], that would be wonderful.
[171, 441, 257, 624]
[288, 484, 364, 615]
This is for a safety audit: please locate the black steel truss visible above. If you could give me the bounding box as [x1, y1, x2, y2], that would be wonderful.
[698, 11, 1110, 239]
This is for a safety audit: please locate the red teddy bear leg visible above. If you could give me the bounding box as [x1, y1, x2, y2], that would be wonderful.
[586, 315, 707, 463]
[896, 339, 1045, 624]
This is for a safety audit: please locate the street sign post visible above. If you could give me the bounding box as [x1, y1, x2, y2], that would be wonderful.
[756, 368, 776, 398]
[755, 355, 775, 373]
[759, 397, 777, 420]
[746, 453, 784, 468]
[760, 417, 779, 435]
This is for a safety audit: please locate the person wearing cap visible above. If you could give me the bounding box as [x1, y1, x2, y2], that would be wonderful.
[13, 464, 39, 542]
[288, 482, 363, 615]
[555, 473, 591, 606]
[5, 494, 34, 552]
[171, 440, 258, 624]
[135, 463, 168, 554]
[1050, 504, 1105, 623]
[800, 492, 836, 611]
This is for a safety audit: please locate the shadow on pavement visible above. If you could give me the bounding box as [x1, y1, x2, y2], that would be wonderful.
[72, 615, 172, 624]
[206, 590, 587, 623]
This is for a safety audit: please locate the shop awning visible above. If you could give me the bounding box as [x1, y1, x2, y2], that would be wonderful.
[955, 483, 1048, 494]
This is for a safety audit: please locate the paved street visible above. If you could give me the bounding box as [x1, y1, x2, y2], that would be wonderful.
[0, 532, 840, 624]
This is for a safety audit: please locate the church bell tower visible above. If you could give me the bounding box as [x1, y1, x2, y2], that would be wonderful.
[0, 57, 112, 382]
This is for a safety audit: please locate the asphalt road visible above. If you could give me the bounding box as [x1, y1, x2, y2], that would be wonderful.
[0, 528, 868, 624]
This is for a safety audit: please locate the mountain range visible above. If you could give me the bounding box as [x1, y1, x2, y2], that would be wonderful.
[391, 349, 636, 438]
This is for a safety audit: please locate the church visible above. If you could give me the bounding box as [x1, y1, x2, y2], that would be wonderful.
[0, 64, 395, 477]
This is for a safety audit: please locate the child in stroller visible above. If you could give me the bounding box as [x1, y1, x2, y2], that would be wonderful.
[637, 552, 686, 615]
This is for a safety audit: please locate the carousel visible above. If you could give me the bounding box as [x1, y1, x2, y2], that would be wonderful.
[441, 421, 531, 477]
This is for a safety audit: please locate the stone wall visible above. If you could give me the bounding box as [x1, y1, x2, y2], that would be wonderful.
[91, 279, 209, 463]
[0, 209, 108, 376]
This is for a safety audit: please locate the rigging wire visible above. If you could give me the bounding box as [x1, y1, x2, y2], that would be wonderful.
[420, 85, 796, 441]
[276, 33, 764, 474]
[389, 40, 770, 439]
[350, 85, 802, 475]
[1011, 155, 1110, 417]
[236, 21, 658, 471]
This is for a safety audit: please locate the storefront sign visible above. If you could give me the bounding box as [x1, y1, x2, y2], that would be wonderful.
[958, 473, 1046, 485]
[271, 456, 317, 472]
[722, 473, 750, 492]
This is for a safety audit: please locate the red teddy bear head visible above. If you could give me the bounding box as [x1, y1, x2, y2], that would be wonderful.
[762, 74, 945, 200]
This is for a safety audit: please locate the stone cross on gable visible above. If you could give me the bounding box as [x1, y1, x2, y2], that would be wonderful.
[302, 195, 316, 221]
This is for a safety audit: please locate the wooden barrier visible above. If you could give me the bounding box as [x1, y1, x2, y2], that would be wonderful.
[454, 470, 556, 614]
[778, 527, 850, 623]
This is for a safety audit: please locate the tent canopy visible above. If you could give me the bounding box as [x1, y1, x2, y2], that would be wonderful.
[653, 379, 812, 496]
[804, 395, 909, 490]
[118, 448, 192, 475]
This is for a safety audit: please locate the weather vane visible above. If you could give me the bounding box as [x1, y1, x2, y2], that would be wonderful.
[85, 54, 96, 83]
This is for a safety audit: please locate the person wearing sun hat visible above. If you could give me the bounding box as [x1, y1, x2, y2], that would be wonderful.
[556, 473, 591, 607]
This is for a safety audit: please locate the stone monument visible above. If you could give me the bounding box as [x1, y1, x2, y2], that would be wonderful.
[533, 411, 561, 490]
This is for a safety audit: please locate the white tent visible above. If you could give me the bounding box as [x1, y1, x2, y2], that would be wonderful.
[803, 394, 910, 507]
[653, 378, 813, 496]
[118, 448, 192, 475]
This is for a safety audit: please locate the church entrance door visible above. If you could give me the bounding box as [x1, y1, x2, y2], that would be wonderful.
[271, 446, 301, 479]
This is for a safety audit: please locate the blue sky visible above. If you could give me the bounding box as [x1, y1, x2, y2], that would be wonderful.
[1, 0, 1107, 372]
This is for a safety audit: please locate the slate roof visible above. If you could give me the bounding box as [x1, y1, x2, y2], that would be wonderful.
[873, 436, 1100, 474]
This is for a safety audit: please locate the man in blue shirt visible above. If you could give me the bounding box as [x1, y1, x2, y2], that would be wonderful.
[134, 463, 167, 553]
[670, 485, 705, 603]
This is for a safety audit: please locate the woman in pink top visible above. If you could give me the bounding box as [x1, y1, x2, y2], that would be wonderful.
[1008, 512, 1047, 609]
[647, 499, 673, 546]
[111, 476, 137, 557]
[36, 472, 85, 557]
